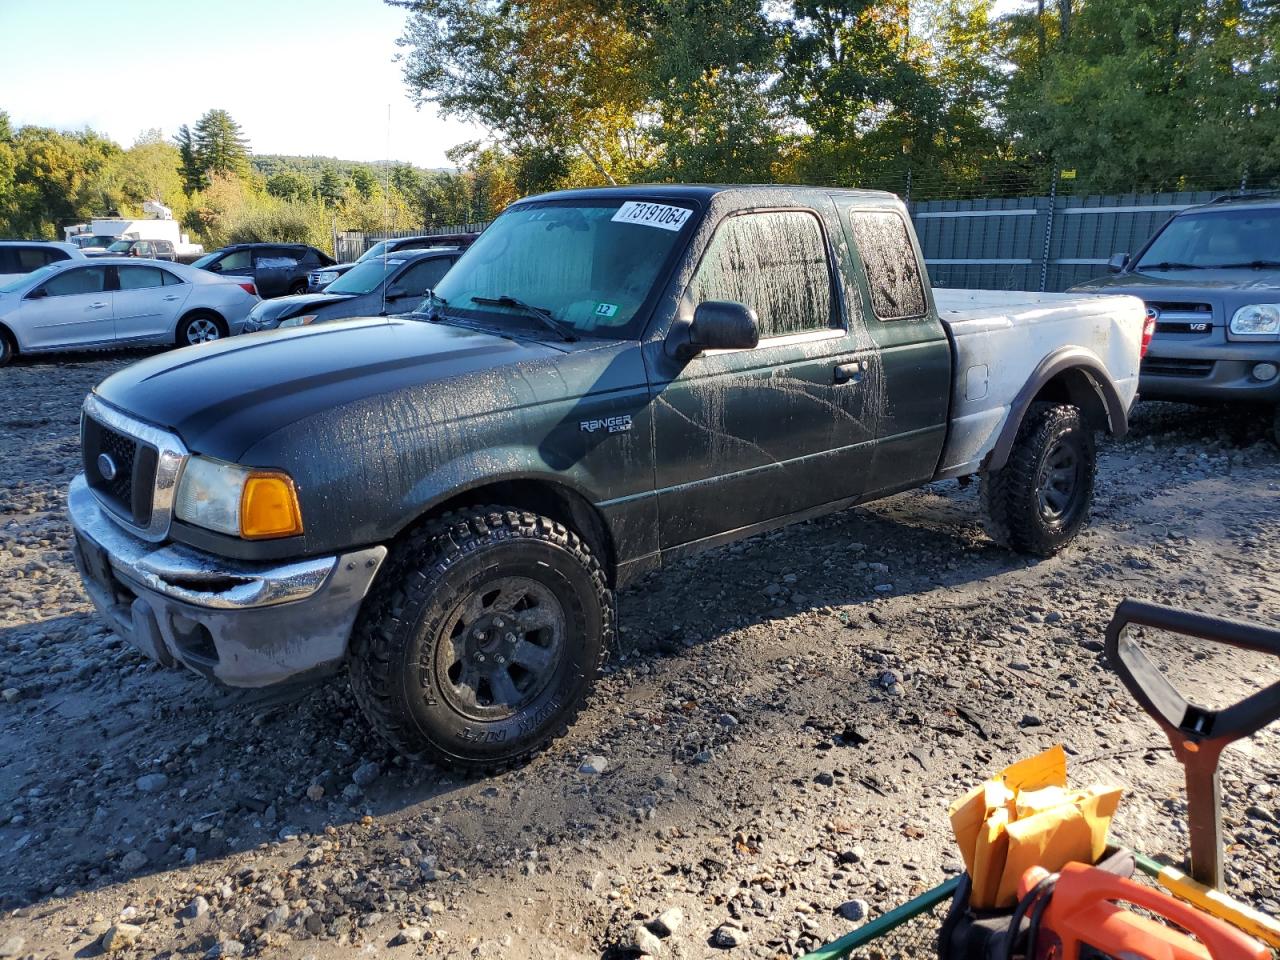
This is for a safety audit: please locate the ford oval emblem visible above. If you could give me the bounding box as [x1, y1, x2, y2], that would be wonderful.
[97, 452, 118, 482]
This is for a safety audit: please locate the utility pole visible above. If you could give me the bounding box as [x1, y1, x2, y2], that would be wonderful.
[1060, 0, 1070, 44]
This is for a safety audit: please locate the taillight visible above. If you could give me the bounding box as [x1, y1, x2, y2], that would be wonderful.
[239, 281, 258, 296]
[1140, 308, 1157, 358]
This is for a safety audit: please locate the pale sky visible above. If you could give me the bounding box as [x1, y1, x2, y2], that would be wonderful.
[0, 0, 486, 167]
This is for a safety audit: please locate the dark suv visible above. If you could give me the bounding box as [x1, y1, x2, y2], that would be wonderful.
[193, 243, 335, 298]
[308, 233, 478, 291]
[103, 238, 177, 261]
[1073, 194, 1280, 442]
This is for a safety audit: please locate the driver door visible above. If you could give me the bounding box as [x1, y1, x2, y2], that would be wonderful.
[17, 265, 114, 350]
[647, 206, 878, 549]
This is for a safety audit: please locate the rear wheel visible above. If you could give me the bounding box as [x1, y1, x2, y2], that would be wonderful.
[288, 281, 308, 296]
[176, 311, 227, 346]
[982, 403, 1096, 557]
[349, 506, 613, 771]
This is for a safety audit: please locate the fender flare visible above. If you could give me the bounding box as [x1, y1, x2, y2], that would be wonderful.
[986, 347, 1129, 474]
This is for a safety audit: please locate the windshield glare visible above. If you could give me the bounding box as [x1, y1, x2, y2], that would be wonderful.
[356, 241, 390, 263]
[0, 264, 56, 292]
[107, 240, 132, 252]
[431, 200, 693, 338]
[1138, 208, 1280, 269]
[326, 257, 404, 295]
[191, 252, 218, 269]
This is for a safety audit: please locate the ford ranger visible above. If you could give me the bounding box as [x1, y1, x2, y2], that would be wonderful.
[68, 185, 1148, 770]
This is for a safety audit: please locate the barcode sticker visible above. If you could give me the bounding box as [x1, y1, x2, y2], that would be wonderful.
[611, 201, 693, 232]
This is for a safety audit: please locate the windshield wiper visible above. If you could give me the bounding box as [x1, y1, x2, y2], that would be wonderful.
[1206, 260, 1280, 270]
[471, 295, 578, 343]
[1139, 261, 1204, 271]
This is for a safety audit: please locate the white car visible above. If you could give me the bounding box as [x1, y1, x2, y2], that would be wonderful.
[0, 257, 261, 366]
[0, 240, 86, 284]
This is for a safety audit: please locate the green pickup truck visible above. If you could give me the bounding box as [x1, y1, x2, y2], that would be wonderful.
[69, 185, 1148, 769]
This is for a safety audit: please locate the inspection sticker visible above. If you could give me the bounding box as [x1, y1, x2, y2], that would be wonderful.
[611, 201, 692, 232]
[595, 302, 619, 317]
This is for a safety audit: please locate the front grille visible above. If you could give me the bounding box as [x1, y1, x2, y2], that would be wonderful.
[1141, 356, 1215, 378]
[83, 417, 158, 527]
[1149, 300, 1214, 335]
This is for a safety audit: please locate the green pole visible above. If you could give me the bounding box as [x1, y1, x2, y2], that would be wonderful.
[801, 876, 964, 960]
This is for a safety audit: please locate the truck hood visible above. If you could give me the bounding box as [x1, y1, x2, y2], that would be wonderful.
[93, 316, 571, 460]
[1074, 267, 1280, 293]
[250, 292, 356, 325]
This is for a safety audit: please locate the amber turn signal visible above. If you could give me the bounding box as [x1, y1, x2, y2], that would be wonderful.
[239, 472, 304, 539]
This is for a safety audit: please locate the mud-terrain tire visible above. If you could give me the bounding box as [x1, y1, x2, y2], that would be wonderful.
[981, 402, 1096, 557]
[175, 310, 227, 346]
[349, 506, 613, 771]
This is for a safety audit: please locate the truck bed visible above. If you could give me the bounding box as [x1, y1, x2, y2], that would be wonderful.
[933, 288, 1145, 479]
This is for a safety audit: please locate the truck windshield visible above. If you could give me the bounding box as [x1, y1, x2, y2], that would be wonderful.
[357, 241, 391, 262]
[326, 257, 407, 295]
[430, 199, 695, 338]
[107, 240, 133, 253]
[1137, 207, 1280, 270]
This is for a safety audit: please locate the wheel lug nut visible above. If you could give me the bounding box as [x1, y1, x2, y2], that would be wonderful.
[495, 655, 506, 665]
[472, 629, 484, 640]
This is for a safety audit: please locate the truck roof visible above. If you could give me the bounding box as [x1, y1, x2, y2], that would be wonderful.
[519, 183, 901, 205]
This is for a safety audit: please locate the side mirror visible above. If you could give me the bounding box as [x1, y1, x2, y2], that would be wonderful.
[1108, 252, 1129, 273]
[666, 300, 760, 360]
[384, 284, 407, 300]
[25, 287, 47, 300]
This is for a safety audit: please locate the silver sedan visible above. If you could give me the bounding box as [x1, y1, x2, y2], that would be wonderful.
[0, 257, 261, 366]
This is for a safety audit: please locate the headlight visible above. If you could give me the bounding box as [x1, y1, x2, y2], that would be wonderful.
[1230, 303, 1280, 337]
[280, 314, 318, 328]
[175, 456, 304, 539]
[315, 272, 338, 286]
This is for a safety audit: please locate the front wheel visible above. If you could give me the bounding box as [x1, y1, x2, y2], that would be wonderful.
[176, 311, 227, 346]
[981, 402, 1096, 557]
[0, 329, 14, 367]
[349, 507, 613, 771]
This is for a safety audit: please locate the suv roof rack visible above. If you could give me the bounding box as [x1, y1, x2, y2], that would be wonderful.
[1209, 190, 1280, 205]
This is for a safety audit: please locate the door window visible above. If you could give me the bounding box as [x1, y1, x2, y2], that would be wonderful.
[396, 257, 454, 297]
[688, 211, 836, 339]
[161, 269, 186, 286]
[38, 266, 108, 297]
[133, 241, 154, 257]
[256, 248, 300, 269]
[118, 266, 169, 290]
[847, 211, 928, 321]
[219, 249, 252, 270]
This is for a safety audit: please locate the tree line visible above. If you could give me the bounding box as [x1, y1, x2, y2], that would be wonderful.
[0, 108, 512, 248]
[391, 0, 1280, 198]
[3, 0, 1277, 246]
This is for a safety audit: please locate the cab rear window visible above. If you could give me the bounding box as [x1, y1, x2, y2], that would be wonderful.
[848, 211, 928, 321]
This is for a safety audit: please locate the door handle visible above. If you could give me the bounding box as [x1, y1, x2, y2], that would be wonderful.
[162, 295, 180, 301]
[833, 361, 864, 385]
[90, 302, 108, 309]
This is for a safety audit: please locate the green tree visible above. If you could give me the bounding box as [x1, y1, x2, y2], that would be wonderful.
[266, 169, 314, 202]
[317, 165, 345, 206]
[193, 109, 250, 179]
[351, 165, 379, 199]
[174, 123, 206, 193]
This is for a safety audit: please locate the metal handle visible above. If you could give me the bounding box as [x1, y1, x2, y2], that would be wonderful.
[1104, 599, 1280, 889]
[833, 361, 863, 385]
[90, 301, 108, 309]
[162, 295, 180, 301]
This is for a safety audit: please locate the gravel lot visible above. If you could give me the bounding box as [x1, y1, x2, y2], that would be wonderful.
[1, 352, 1278, 960]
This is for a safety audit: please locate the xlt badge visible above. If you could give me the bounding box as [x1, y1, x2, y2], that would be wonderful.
[580, 414, 633, 434]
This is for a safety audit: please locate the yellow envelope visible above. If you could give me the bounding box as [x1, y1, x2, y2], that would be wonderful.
[948, 746, 1067, 876]
[971, 807, 1011, 909]
[994, 784, 1125, 908]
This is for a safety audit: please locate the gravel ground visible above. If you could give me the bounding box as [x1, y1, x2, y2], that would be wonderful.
[1, 352, 1278, 960]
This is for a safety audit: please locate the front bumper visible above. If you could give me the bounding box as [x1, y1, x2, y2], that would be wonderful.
[1140, 338, 1280, 404]
[68, 474, 386, 687]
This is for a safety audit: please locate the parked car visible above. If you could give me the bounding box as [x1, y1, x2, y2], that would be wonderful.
[96, 238, 178, 261]
[244, 248, 462, 332]
[68, 184, 1147, 770]
[0, 257, 260, 365]
[0, 240, 85, 284]
[69, 234, 120, 254]
[308, 233, 478, 291]
[192, 243, 335, 298]
[1072, 194, 1280, 443]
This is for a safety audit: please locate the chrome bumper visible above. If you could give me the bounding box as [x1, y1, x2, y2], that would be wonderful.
[68, 474, 387, 687]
